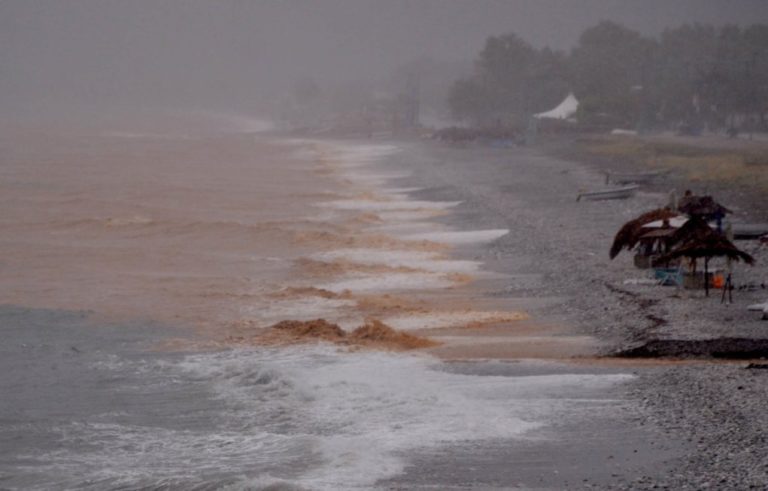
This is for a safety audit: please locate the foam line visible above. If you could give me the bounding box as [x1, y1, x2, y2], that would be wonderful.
[311, 249, 482, 274]
[402, 229, 509, 244]
[319, 199, 462, 212]
[382, 311, 528, 330]
[318, 273, 458, 293]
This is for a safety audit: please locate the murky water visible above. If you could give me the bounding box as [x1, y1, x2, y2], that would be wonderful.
[0, 116, 641, 490]
[1, 306, 639, 490]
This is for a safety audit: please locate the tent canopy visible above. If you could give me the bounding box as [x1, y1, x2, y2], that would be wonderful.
[534, 93, 579, 120]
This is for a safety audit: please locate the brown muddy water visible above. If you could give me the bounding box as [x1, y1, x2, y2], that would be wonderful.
[0, 117, 676, 490]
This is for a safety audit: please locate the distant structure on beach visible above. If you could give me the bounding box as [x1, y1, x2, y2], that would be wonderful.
[534, 93, 579, 121]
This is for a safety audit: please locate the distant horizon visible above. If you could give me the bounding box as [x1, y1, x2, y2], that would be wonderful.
[2, 0, 768, 115]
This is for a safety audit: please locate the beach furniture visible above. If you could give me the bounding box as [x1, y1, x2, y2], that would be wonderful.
[654, 266, 684, 287]
[731, 223, 768, 240]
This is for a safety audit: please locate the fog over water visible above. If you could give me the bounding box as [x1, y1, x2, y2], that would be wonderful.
[2, 0, 768, 116]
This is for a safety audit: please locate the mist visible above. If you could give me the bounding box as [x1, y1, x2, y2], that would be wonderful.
[2, 0, 768, 119]
[5, 2, 768, 489]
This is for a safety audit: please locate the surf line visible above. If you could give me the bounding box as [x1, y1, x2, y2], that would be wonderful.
[246, 139, 527, 349]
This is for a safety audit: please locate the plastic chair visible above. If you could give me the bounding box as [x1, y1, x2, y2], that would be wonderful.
[654, 266, 683, 287]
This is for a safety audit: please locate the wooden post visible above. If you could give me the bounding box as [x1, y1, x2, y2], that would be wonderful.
[725, 222, 734, 274]
[704, 256, 710, 297]
[721, 273, 733, 304]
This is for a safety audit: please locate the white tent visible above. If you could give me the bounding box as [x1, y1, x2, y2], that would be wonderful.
[534, 93, 579, 120]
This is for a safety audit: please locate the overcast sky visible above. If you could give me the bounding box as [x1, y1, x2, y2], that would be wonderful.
[2, 0, 768, 115]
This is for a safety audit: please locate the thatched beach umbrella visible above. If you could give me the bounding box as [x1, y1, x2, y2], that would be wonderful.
[609, 208, 679, 259]
[667, 215, 713, 248]
[654, 229, 755, 296]
[677, 194, 731, 221]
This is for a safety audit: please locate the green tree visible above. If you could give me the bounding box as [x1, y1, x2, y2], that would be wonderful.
[742, 24, 768, 129]
[569, 21, 657, 127]
[447, 77, 496, 124]
[447, 33, 568, 124]
[660, 23, 768, 132]
[657, 24, 719, 127]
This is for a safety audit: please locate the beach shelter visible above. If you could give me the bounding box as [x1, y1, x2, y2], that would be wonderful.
[677, 195, 731, 218]
[677, 194, 731, 230]
[609, 208, 680, 259]
[654, 223, 755, 296]
[534, 93, 579, 120]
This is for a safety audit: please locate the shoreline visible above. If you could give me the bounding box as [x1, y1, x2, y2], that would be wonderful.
[407, 132, 768, 488]
[3, 118, 765, 488]
[236, 134, 688, 489]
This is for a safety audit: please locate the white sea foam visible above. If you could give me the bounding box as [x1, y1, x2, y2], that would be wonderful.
[173, 347, 545, 487]
[313, 248, 441, 262]
[311, 249, 482, 274]
[379, 186, 423, 195]
[21, 345, 634, 491]
[382, 311, 527, 330]
[368, 221, 447, 235]
[181, 347, 632, 489]
[319, 199, 461, 212]
[318, 272, 458, 293]
[402, 229, 509, 244]
[377, 210, 447, 221]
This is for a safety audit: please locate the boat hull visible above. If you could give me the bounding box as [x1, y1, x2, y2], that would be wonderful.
[577, 185, 639, 201]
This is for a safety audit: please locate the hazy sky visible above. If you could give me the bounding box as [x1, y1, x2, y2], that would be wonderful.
[2, 0, 768, 115]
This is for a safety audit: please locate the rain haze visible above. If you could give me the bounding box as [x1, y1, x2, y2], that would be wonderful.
[2, 0, 768, 116]
[2, 2, 768, 490]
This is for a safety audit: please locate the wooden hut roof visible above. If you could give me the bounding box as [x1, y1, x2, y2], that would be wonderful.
[678, 195, 731, 217]
[654, 234, 755, 265]
[639, 228, 677, 240]
[609, 208, 679, 259]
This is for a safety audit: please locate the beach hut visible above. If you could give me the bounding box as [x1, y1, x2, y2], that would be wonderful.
[609, 208, 680, 260]
[534, 93, 579, 120]
[634, 227, 678, 269]
[654, 224, 755, 296]
[677, 193, 731, 229]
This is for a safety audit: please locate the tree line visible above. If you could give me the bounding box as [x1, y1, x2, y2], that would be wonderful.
[448, 21, 768, 134]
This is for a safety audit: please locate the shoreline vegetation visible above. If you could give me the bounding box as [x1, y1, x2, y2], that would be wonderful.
[550, 134, 768, 195]
[277, 20, 768, 148]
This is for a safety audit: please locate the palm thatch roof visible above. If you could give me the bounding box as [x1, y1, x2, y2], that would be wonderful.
[654, 231, 755, 266]
[667, 216, 715, 247]
[609, 208, 679, 259]
[678, 195, 731, 218]
[638, 228, 677, 240]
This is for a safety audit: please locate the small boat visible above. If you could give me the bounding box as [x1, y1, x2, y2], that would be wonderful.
[577, 185, 639, 201]
[732, 223, 768, 240]
[605, 170, 669, 184]
[747, 301, 768, 320]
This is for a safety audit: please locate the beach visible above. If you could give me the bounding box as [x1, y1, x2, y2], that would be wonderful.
[1, 116, 766, 489]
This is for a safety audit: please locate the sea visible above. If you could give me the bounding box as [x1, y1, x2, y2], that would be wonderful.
[0, 114, 642, 490]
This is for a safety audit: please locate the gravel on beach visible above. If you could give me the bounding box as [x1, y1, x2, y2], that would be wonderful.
[400, 136, 768, 489]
